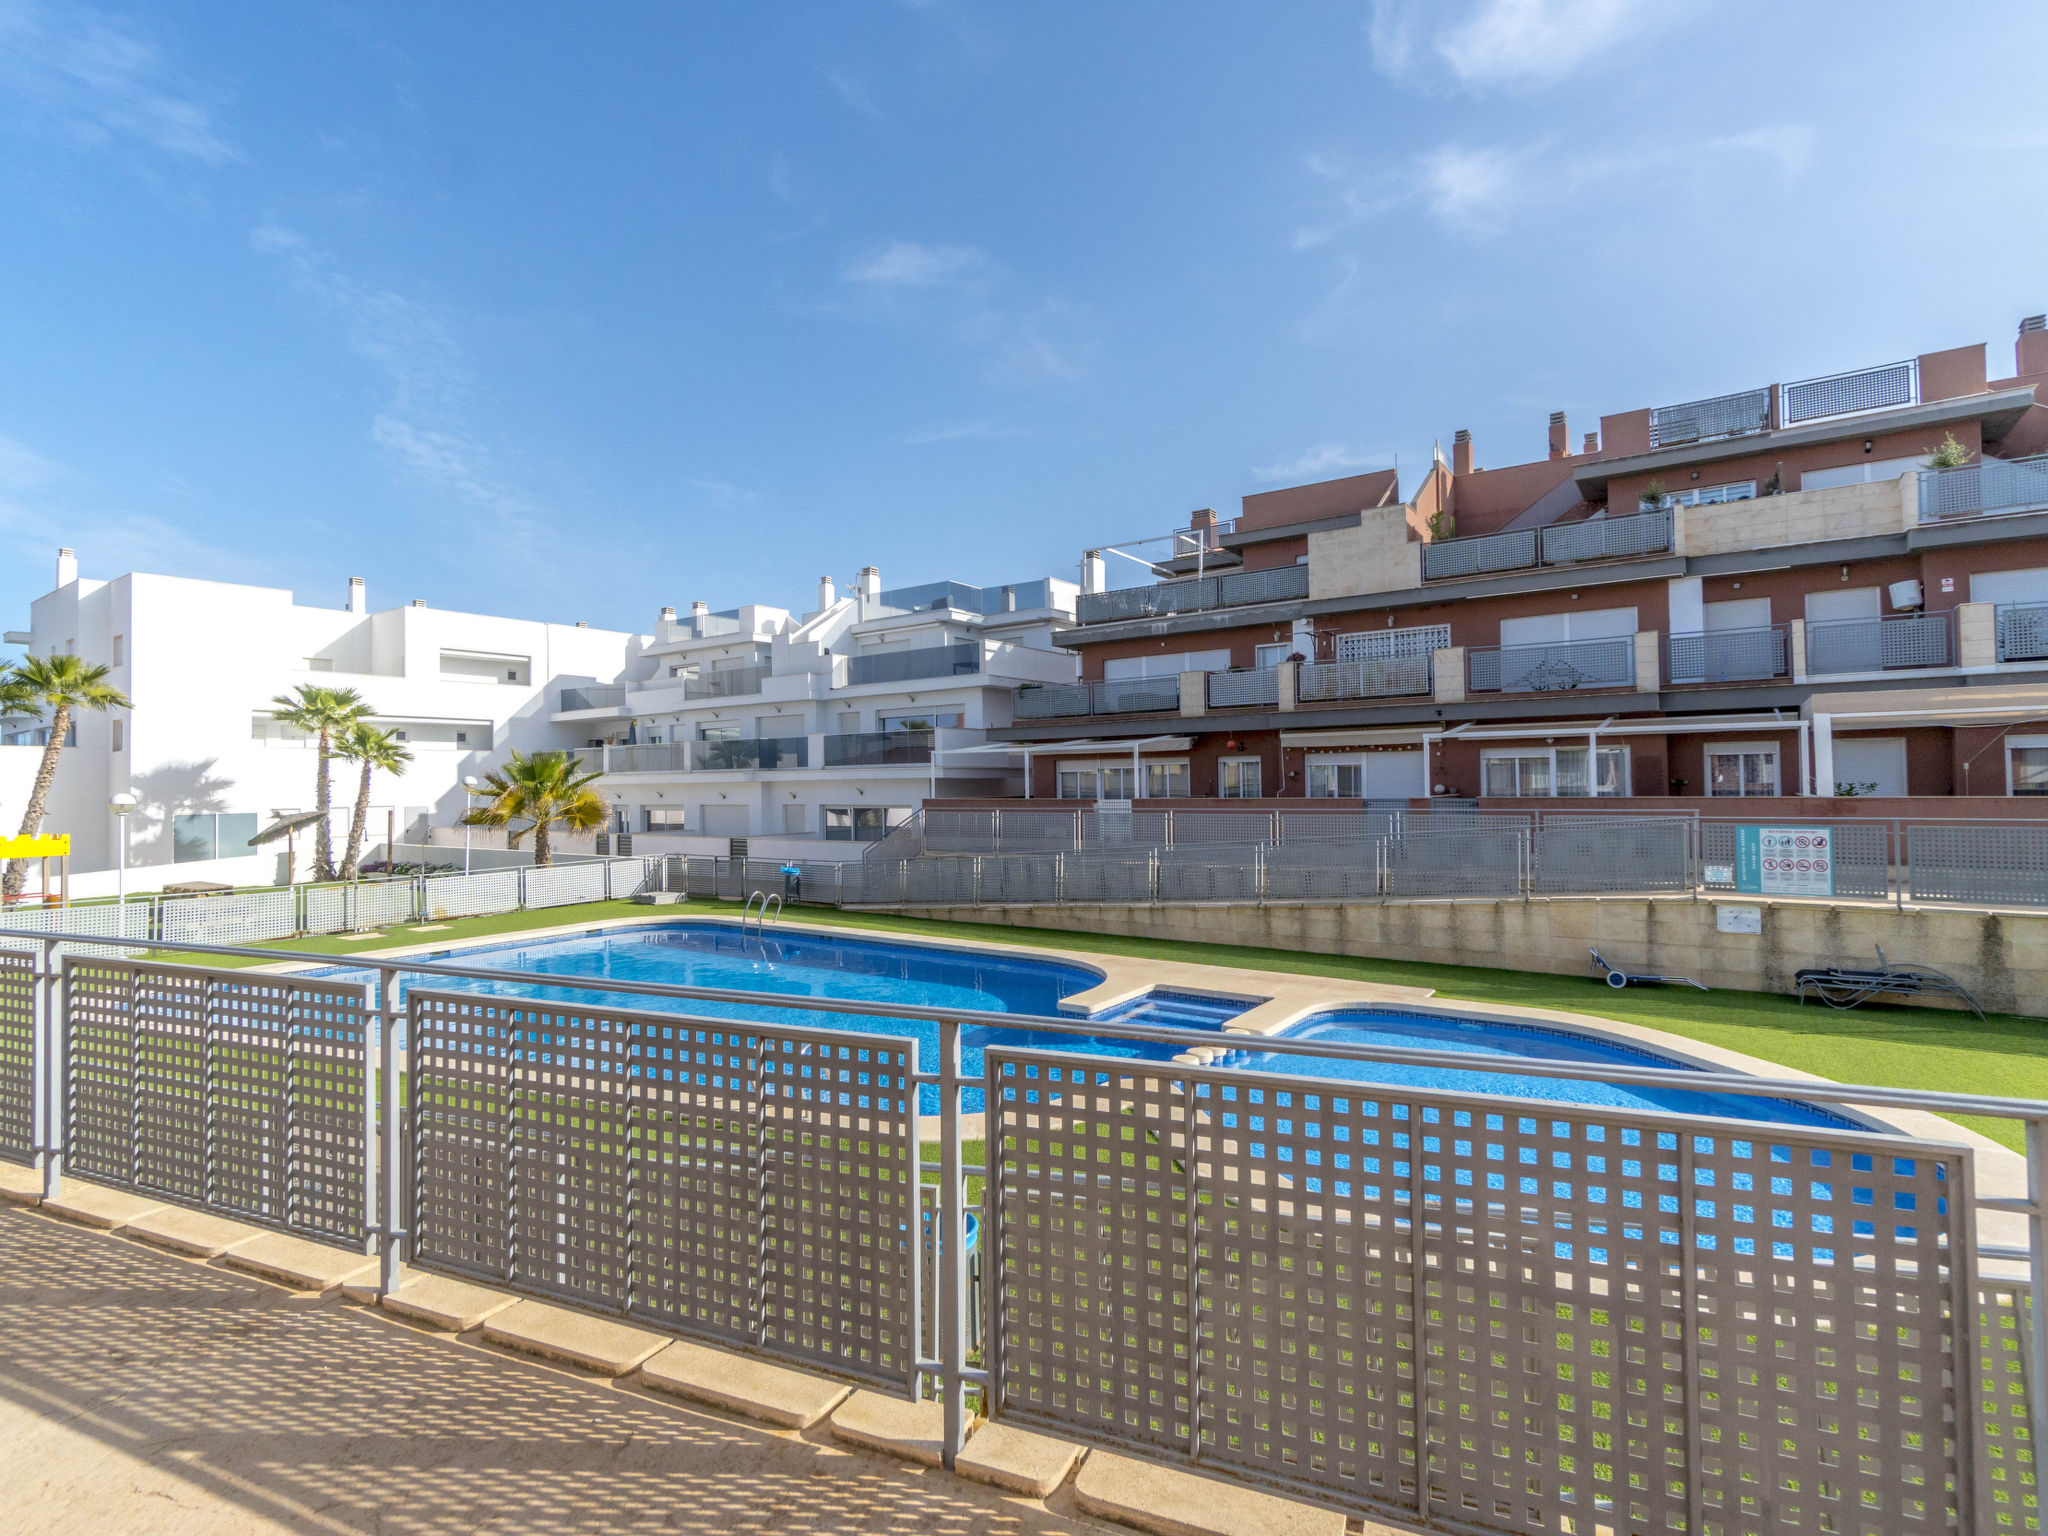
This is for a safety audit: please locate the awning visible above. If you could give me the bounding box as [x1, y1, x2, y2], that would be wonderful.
[1444, 711, 1801, 743]
[1804, 682, 2048, 730]
[989, 736, 1195, 757]
[1279, 726, 1436, 750]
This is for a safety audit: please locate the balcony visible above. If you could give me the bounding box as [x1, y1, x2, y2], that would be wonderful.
[1468, 637, 1636, 695]
[1297, 653, 1433, 702]
[682, 663, 771, 700]
[846, 641, 981, 687]
[1780, 359, 1916, 425]
[1075, 563, 1308, 625]
[559, 684, 625, 711]
[823, 731, 934, 767]
[1648, 387, 1770, 449]
[1918, 451, 2048, 523]
[1805, 611, 1953, 675]
[1999, 603, 2048, 663]
[1421, 508, 1672, 582]
[1013, 676, 1181, 719]
[1205, 667, 1278, 709]
[604, 743, 689, 773]
[690, 736, 808, 771]
[1666, 626, 1790, 685]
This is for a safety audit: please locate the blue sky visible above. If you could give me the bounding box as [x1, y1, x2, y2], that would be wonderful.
[3, 0, 2046, 641]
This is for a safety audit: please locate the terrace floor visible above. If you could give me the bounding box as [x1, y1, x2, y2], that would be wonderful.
[0, 1201, 1132, 1536]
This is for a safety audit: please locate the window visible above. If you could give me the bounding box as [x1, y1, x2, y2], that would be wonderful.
[1218, 758, 1262, 798]
[110, 720, 123, 752]
[1801, 456, 1927, 492]
[1254, 643, 1293, 669]
[111, 634, 124, 666]
[305, 657, 335, 672]
[824, 806, 911, 841]
[699, 725, 740, 742]
[1650, 481, 1757, 508]
[642, 806, 690, 830]
[1103, 649, 1231, 680]
[1482, 746, 1629, 797]
[2010, 737, 2048, 796]
[1144, 761, 1190, 798]
[1057, 763, 1135, 800]
[1307, 761, 1363, 798]
[1306, 751, 1427, 799]
[172, 812, 258, 863]
[880, 710, 961, 732]
[1708, 744, 1780, 797]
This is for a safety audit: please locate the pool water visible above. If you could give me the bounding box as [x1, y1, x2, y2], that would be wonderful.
[1088, 990, 1253, 1030]
[1225, 1011, 1860, 1129]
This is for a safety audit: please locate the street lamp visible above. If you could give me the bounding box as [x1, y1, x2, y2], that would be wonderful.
[461, 775, 480, 875]
[108, 792, 137, 906]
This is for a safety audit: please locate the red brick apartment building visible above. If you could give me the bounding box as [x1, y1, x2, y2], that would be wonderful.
[975, 315, 2048, 817]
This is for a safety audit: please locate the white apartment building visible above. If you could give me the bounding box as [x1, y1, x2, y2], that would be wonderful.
[2, 549, 646, 891]
[554, 567, 1077, 848]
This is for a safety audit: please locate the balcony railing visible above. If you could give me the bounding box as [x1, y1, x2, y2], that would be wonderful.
[604, 743, 690, 773]
[681, 663, 771, 700]
[1997, 603, 2048, 663]
[1805, 611, 1953, 675]
[1297, 654, 1432, 702]
[1918, 452, 2048, 523]
[1075, 563, 1308, 624]
[1012, 676, 1182, 719]
[823, 731, 934, 767]
[1422, 508, 1671, 581]
[1665, 625, 1790, 685]
[1169, 516, 1235, 550]
[1648, 386, 1771, 448]
[559, 684, 625, 711]
[1780, 359, 1916, 425]
[846, 642, 982, 687]
[1204, 667, 1278, 709]
[1468, 636, 1636, 694]
[690, 736, 809, 771]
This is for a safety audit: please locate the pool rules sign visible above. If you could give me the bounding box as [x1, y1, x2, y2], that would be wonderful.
[1735, 826, 1834, 898]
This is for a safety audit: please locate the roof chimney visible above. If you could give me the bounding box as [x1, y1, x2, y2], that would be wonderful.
[1582, 430, 1599, 455]
[818, 575, 836, 610]
[55, 548, 77, 588]
[658, 605, 675, 624]
[2020, 313, 2048, 377]
[1081, 550, 1106, 595]
[1451, 429, 1474, 476]
[690, 600, 708, 618]
[1547, 412, 1568, 459]
[346, 576, 366, 614]
[410, 599, 425, 608]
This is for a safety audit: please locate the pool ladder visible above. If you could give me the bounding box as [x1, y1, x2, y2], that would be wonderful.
[741, 890, 784, 936]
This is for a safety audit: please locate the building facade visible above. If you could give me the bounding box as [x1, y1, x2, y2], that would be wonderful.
[2, 553, 645, 888]
[990, 315, 2048, 811]
[555, 568, 1078, 847]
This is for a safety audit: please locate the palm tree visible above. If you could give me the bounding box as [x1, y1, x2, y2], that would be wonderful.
[2, 655, 131, 898]
[269, 684, 370, 880]
[460, 750, 607, 868]
[334, 722, 414, 881]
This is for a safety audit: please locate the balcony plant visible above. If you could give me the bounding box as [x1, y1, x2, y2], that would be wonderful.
[1926, 432, 1973, 470]
[1637, 479, 1669, 513]
[1424, 508, 1455, 541]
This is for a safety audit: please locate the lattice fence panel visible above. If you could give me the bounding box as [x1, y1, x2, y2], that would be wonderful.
[0, 950, 34, 1161]
[1977, 1279, 2041, 1534]
[131, 965, 209, 1203]
[409, 992, 920, 1388]
[282, 978, 371, 1241]
[63, 960, 135, 1182]
[206, 974, 291, 1221]
[987, 1049, 1978, 1536]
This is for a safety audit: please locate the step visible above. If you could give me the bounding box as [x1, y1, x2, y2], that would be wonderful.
[0, 1161, 43, 1206]
[827, 1391, 951, 1467]
[380, 1272, 520, 1332]
[42, 1182, 165, 1230]
[635, 1337, 852, 1429]
[122, 1206, 266, 1259]
[480, 1299, 668, 1376]
[221, 1231, 380, 1293]
[954, 1422, 1085, 1498]
[1073, 1451, 1347, 1536]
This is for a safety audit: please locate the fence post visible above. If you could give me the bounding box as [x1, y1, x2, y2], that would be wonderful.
[35, 935, 63, 1201]
[376, 963, 405, 1295]
[937, 1016, 968, 1468]
[1054, 851, 1065, 906]
[517, 867, 529, 910]
[972, 856, 983, 906]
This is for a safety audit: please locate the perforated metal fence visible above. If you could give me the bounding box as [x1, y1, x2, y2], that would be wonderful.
[1781, 359, 1916, 423]
[985, 1049, 1983, 1534]
[0, 950, 33, 1161]
[1468, 636, 1635, 694]
[1532, 815, 1691, 895]
[1537, 507, 1672, 565]
[1920, 452, 2048, 522]
[62, 958, 370, 1241]
[408, 988, 921, 1388]
[1806, 611, 1953, 674]
[1421, 527, 1537, 581]
[1205, 668, 1278, 709]
[1649, 386, 1770, 447]
[1909, 823, 2048, 907]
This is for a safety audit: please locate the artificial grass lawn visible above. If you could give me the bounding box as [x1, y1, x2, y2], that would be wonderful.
[209, 896, 2045, 1152]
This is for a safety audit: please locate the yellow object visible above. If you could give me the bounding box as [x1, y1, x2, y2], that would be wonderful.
[0, 834, 69, 858]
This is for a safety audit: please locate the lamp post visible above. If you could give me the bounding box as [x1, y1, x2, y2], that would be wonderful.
[108, 792, 137, 906]
[461, 775, 480, 875]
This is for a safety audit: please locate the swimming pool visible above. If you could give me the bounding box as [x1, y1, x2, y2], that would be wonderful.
[314, 921, 1846, 1127]
[1224, 1010, 1861, 1129]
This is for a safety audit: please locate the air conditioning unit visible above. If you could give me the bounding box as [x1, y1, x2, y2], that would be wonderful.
[1888, 579, 1924, 610]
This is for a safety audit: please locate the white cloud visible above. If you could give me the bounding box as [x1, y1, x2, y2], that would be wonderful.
[843, 240, 993, 288]
[1252, 443, 1389, 482]
[0, 0, 235, 162]
[898, 418, 997, 446]
[1417, 143, 1532, 233]
[1369, 0, 1686, 91]
[819, 65, 882, 120]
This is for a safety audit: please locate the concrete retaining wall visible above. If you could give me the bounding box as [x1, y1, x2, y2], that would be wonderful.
[861, 897, 2048, 1017]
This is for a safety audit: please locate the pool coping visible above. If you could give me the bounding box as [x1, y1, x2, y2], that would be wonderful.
[253, 906, 2029, 1252]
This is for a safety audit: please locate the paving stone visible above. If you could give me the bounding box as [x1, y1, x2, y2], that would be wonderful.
[1073, 1451, 1346, 1536]
[480, 1299, 668, 1376]
[953, 1422, 1084, 1497]
[827, 1391, 951, 1466]
[41, 1182, 164, 1230]
[121, 1206, 265, 1259]
[380, 1272, 520, 1332]
[339, 1262, 418, 1305]
[0, 1161, 43, 1205]
[221, 1231, 379, 1293]
[635, 1337, 852, 1429]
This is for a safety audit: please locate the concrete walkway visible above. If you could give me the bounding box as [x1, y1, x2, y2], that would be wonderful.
[0, 1204, 1124, 1536]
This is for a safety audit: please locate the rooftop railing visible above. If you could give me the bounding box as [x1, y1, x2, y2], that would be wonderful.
[1074, 562, 1308, 624]
[846, 641, 982, 687]
[1421, 508, 1671, 581]
[1998, 602, 2048, 664]
[1805, 610, 1954, 675]
[1011, 676, 1182, 719]
[1648, 385, 1771, 448]
[1297, 653, 1432, 702]
[1203, 666, 1278, 709]
[1665, 624, 1790, 685]
[1468, 635, 1636, 694]
[1780, 358, 1916, 425]
[559, 684, 626, 711]
[1918, 451, 2048, 523]
[682, 662, 771, 700]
